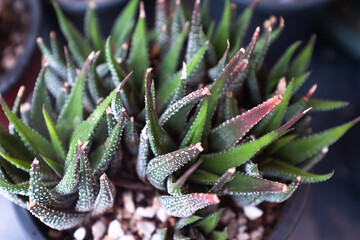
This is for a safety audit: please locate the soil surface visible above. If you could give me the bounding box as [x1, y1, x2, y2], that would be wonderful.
[0, 0, 30, 77]
[42, 157, 284, 240]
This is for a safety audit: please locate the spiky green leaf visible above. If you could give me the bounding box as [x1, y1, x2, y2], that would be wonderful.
[209, 94, 283, 151]
[146, 143, 204, 190]
[92, 173, 115, 216]
[158, 193, 220, 218]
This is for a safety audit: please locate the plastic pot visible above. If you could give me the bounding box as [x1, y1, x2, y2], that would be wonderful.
[13, 184, 310, 239]
[0, 0, 42, 94]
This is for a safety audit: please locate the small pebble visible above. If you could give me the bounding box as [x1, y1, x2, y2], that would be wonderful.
[227, 219, 238, 239]
[220, 208, 236, 225]
[73, 227, 86, 240]
[237, 215, 248, 225]
[156, 208, 169, 223]
[152, 197, 161, 211]
[108, 219, 125, 239]
[137, 221, 156, 239]
[243, 206, 263, 221]
[250, 226, 265, 240]
[123, 191, 135, 214]
[237, 232, 250, 240]
[92, 220, 106, 240]
[238, 225, 247, 233]
[136, 192, 145, 203]
[120, 235, 136, 240]
[135, 206, 156, 219]
[102, 236, 114, 240]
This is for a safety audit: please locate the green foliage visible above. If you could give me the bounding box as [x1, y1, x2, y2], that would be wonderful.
[0, 0, 356, 237]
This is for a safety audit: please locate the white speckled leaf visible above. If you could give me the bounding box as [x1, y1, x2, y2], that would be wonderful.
[92, 174, 115, 216]
[27, 201, 87, 230]
[146, 143, 203, 190]
[158, 193, 220, 218]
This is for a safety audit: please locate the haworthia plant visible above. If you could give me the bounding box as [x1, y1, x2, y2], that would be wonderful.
[0, 0, 356, 238]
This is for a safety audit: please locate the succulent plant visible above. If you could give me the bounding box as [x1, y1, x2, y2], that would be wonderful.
[0, 0, 357, 238]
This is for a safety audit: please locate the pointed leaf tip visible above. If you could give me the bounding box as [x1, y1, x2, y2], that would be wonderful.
[209, 94, 284, 151]
[158, 193, 219, 218]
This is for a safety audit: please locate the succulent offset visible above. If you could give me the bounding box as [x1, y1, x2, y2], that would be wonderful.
[0, 0, 357, 238]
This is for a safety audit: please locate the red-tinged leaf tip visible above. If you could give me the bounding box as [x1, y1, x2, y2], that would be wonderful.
[295, 176, 302, 183]
[88, 51, 96, 61]
[217, 94, 284, 151]
[195, 0, 201, 6]
[232, 48, 245, 62]
[195, 142, 204, 152]
[279, 16, 285, 28]
[321, 146, 329, 154]
[50, 31, 56, 39]
[352, 116, 360, 125]
[251, 0, 260, 9]
[43, 60, 49, 68]
[176, 0, 180, 5]
[161, 25, 167, 32]
[146, 68, 153, 75]
[32, 158, 40, 165]
[303, 107, 312, 115]
[201, 88, 211, 96]
[27, 201, 37, 210]
[310, 34, 317, 43]
[278, 109, 309, 133]
[121, 43, 129, 50]
[199, 193, 220, 204]
[20, 103, 31, 113]
[96, 98, 104, 105]
[181, 62, 187, 80]
[226, 91, 233, 98]
[269, 15, 277, 26]
[245, 27, 260, 59]
[17, 86, 25, 98]
[100, 173, 107, 181]
[106, 106, 112, 115]
[141, 126, 149, 141]
[140, 1, 146, 19]
[228, 167, 236, 174]
[276, 77, 287, 95]
[36, 37, 43, 44]
[304, 84, 317, 102]
[89, 0, 96, 9]
[116, 72, 132, 93]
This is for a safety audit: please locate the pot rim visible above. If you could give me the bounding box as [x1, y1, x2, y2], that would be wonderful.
[232, 0, 332, 13]
[58, 0, 128, 14]
[267, 184, 311, 240]
[0, 0, 42, 94]
[12, 184, 311, 239]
